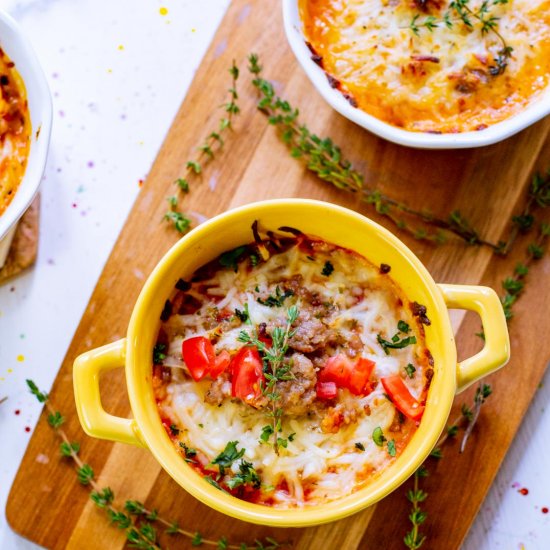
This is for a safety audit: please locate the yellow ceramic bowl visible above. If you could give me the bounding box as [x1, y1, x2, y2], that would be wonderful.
[73, 199, 510, 527]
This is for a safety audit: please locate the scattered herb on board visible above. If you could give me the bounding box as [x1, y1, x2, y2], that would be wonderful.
[372, 427, 387, 447]
[405, 364, 416, 378]
[238, 305, 299, 454]
[409, 0, 513, 75]
[164, 61, 240, 234]
[26, 380, 286, 550]
[247, 53, 502, 251]
[355, 442, 365, 452]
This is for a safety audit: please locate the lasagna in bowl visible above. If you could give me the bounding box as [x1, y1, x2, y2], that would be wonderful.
[153, 224, 433, 508]
[299, 0, 550, 133]
[0, 47, 30, 216]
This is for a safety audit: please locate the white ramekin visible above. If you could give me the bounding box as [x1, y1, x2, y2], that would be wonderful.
[0, 9, 52, 267]
[282, 0, 550, 150]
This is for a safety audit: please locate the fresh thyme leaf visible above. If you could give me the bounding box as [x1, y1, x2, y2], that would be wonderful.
[405, 364, 416, 378]
[152, 343, 166, 365]
[387, 439, 397, 457]
[91, 487, 114, 508]
[235, 307, 249, 322]
[211, 441, 246, 475]
[164, 211, 191, 233]
[398, 320, 411, 333]
[26, 379, 48, 403]
[191, 532, 203, 546]
[373, 427, 387, 447]
[225, 460, 261, 490]
[186, 160, 201, 174]
[321, 260, 334, 276]
[179, 442, 197, 463]
[429, 447, 443, 459]
[260, 424, 274, 443]
[447, 425, 459, 437]
[219, 246, 246, 272]
[355, 442, 365, 451]
[257, 286, 294, 307]
[377, 333, 417, 354]
[288, 432, 296, 442]
[60, 441, 80, 457]
[175, 178, 189, 193]
[77, 464, 95, 485]
[48, 411, 65, 429]
[167, 195, 178, 207]
[169, 424, 180, 436]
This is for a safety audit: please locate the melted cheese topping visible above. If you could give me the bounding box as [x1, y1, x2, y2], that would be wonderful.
[300, 0, 550, 132]
[0, 48, 31, 216]
[155, 239, 432, 507]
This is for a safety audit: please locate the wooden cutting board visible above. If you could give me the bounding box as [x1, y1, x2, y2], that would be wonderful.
[7, 1, 550, 548]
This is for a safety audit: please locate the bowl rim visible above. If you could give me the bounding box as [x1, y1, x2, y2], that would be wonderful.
[125, 199, 456, 527]
[282, 0, 550, 150]
[0, 9, 52, 240]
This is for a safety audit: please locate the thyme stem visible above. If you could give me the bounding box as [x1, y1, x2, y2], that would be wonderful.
[27, 381, 285, 550]
[247, 53, 502, 250]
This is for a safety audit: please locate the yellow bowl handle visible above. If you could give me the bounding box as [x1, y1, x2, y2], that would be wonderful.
[438, 284, 510, 394]
[73, 338, 146, 447]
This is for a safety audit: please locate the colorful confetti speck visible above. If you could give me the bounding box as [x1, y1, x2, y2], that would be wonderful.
[542, 507, 549, 514]
[159, 6, 168, 16]
[16, 354, 24, 362]
[118, 44, 124, 51]
[24, 426, 30, 433]
[7, 369, 13, 373]
[519, 487, 529, 496]
[15, 409, 20, 415]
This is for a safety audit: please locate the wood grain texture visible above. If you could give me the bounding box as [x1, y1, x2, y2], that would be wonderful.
[6, 1, 550, 548]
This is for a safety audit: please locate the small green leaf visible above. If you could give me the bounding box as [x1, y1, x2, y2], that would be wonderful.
[387, 439, 397, 457]
[373, 427, 387, 447]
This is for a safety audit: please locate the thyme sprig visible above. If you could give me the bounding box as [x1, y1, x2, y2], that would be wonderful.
[238, 305, 299, 454]
[409, 1, 513, 75]
[26, 379, 284, 550]
[247, 54, 500, 250]
[164, 61, 240, 233]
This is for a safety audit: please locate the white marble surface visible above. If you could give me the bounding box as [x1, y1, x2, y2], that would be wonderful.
[0, 1, 549, 549]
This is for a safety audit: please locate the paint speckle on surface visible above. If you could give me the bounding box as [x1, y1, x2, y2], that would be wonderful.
[36, 454, 49, 464]
[159, 6, 168, 16]
[24, 426, 30, 433]
[87, 161, 94, 168]
[7, 369, 13, 374]
[512, 482, 521, 489]
[58, 110, 65, 118]
[519, 487, 529, 496]
[238, 4, 252, 24]
[14, 409, 20, 415]
[214, 38, 228, 59]
[72, 202, 78, 209]
[118, 44, 124, 51]
[16, 355, 24, 362]
[543, 507, 549, 514]
[191, 28, 196, 33]
[19, 334, 25, 339]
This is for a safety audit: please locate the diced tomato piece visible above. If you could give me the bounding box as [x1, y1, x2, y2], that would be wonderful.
[316, 381, 338, 400]
[210, 350, 231, 379]
[347, 357, 376, 395]
[318, 354, 375, 396]
[318, 354, 353, 386]
[231, 346, 265, 404]
[381, 375, 425, 421]
[181, 336, 215, 381]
